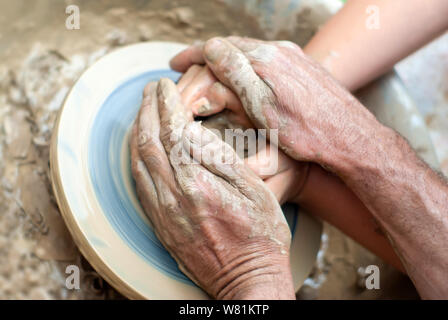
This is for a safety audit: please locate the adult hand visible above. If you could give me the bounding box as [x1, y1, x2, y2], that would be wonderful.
[170, 37, 383, 173]
[176, 64, 252, 128]
[176, 64, 310, 204]
[174, 64, 406, 273]
[173, 37, 448, 298]
[130, 78, 295, 299]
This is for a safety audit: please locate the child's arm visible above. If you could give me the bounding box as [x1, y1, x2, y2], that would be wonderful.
[304, 0, 448, 91]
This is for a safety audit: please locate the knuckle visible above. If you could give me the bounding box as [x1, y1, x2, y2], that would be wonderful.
[138, 128, 159, 148]
[158, 128, 172, 146]
[139, 143, 164, 167]
[204, 36, 223, 50]
[138, 131, 149, 146]
[182, 183, 202, 201]
[164, 198, 180, 217]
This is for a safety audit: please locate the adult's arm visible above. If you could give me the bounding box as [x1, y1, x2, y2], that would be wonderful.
[329, 124, 448, 299]
[178, 37, 448, 298]
[176, 64, 405, 272]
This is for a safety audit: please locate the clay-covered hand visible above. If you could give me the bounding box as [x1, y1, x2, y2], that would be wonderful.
[170, 37, 381, 169]
[130, 78, 295, 299]
[176, 64, 252, 128]
[176, 65, 310, 204]
[172, 45, 409, 275]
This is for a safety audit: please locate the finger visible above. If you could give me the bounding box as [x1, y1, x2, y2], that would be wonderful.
[138, 82, 161, 153]
[182, 121, 261, 191]
[199, 81, 253, 128]
[177, 65, 203, 93]
[157, 78, 193, 155]
[190, 97, 215, 116]
[202, 37, 275, 129]
[191, 82, 235, 116]
[139, 83, 203, 267]
[180, 66, 217, 107]
[226, 36, 265, 53]
[185, 76, 253, 130]
[227, 36, 299, 64]
[130, 122, 159, 214]
[229, 36, 303, 58]
[169, 42, 205, 72]
[138, 82, 178, 192]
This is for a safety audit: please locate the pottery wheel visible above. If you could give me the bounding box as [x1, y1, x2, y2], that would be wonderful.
[50, 41, 323, 299]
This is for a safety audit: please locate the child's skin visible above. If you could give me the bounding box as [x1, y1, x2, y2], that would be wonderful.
[304, 0, 448, 91]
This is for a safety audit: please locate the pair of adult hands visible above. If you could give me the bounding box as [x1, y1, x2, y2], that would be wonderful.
[130, 37, 382, 299]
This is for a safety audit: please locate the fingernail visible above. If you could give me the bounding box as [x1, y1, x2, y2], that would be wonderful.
[158, 78, 176, 97]
[204, 38, 225, 63]
[158, 78, 179, 107]
[197, 102, 211, 115]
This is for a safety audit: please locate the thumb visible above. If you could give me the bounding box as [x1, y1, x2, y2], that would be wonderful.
[169, 41, 205, 73]
[157, 78, 193, 154]
[202, 37, 276, 130]
[182, 122, 262, 192]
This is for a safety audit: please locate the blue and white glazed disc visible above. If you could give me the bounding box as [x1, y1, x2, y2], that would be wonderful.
[50, 42, 322, 299]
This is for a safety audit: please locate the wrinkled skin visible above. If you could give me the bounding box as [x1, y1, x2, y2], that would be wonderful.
[176, 64, 406, 273]
[171, 37, 448, 299]
[130, 78, 295, 299]
[176, 65, 310, 204]
[170, 37, 381, 169]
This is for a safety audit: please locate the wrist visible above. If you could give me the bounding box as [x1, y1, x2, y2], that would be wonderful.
[212, 245, 295, 300]
[319, 115, 392, 178]
[230, 273, 296, 300]
[287, 162, 311, 205]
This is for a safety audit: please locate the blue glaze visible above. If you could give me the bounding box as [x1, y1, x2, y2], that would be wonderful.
[88, 69, 298, 286]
